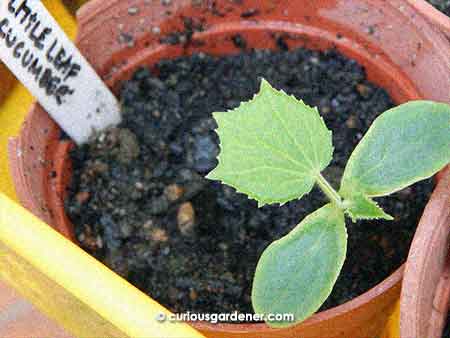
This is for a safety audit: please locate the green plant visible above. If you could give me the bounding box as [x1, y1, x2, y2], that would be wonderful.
[207, 79, 450, 328]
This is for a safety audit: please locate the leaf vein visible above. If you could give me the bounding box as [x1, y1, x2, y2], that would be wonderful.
[263, 92, 316, 169]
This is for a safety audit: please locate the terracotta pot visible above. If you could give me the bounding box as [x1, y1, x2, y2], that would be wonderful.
[8, 1, 450, 337]
[407, 0, 450, 40]
[400, 3, 450, 337]
[400, 166, 450, 338]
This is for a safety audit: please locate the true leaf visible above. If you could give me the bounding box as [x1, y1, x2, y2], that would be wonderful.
[251, 204, 347, 327]
[340, 101, 450, 198]
[207, 79, 333, 206]
[343, 194, 393, 222]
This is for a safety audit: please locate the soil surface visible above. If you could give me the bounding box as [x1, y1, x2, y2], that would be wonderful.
[427, 0, 450, 15]
[66, 47, 433, 316]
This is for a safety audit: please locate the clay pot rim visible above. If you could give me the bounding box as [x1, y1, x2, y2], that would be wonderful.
[407, 0, 450, 39]
[400, 167, 450, 338]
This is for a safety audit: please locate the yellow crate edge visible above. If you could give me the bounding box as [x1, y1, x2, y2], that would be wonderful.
[381, 301, 400, 338]
[0, 192, 205, 338]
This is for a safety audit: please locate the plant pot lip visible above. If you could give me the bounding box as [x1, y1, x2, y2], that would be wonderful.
[406, 0, 450, 39]
[400, 167, 450, 337]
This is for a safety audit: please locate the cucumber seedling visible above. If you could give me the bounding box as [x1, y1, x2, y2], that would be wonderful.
[207, 79, 450, 327]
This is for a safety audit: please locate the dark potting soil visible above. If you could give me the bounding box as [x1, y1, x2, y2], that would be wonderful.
[427, 0, 450, 16]
[66, 47, 433, 316]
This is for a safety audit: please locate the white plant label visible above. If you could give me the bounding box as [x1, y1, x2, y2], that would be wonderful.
[0, 0, 121, 144]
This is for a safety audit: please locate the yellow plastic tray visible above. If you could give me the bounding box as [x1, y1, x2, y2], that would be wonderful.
[0, 1, 400, 337]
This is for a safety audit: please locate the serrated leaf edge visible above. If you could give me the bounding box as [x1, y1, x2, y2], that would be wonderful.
[206, 170, 314, 207]
[207, 78, 333, 206]
[344, 194, 394, 222]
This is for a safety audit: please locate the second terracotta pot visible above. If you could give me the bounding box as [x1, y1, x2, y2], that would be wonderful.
[8, 1, 450, 337]
[400, 167, 450, 338]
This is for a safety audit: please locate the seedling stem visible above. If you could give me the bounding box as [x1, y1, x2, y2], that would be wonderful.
[316, 173, 343, 209]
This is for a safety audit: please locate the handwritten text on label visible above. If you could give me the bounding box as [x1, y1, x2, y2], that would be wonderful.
[0, 0, 82, 104]
[0, 0, 121, 144]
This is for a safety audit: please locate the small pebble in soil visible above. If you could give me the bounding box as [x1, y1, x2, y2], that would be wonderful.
[75, 191, 90, 205]
[149, 228, 169, 242]
[164, 184, 185, 202]
[177, 202, 196, 236]
[66, 47, 433, 317]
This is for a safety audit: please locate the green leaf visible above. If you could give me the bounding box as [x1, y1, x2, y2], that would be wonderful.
[207, 79, 333, 206]
[340, 101, 450, 198]
[251, 204, 347, 327]
[344, 194, 393, 222]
